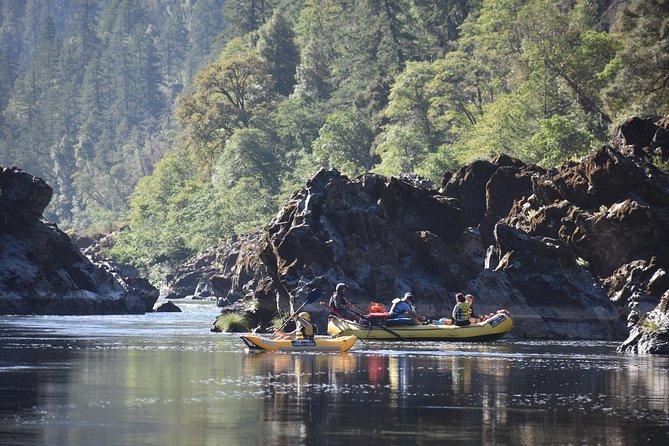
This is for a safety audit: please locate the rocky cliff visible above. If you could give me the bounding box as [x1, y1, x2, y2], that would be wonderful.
[172, 117, 669, 345]
[0, 167, 158, 315]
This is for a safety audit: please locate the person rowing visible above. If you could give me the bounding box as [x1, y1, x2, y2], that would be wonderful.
[275, 312, 315, 340]
[389, 292, 425, 324]
[328, 283, 358, 320]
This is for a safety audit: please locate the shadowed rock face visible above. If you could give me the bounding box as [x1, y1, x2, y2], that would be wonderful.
[0, 166, 52, 229]
[256, 170, 477, 327]
[211, 167, 626, 339]
[0, 167, 158, 315]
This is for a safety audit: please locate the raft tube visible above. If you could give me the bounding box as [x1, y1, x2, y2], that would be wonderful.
[327, 312, 513, 341]
[240, 334, 358, 352]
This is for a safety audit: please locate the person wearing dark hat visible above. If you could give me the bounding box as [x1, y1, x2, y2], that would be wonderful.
[329, 283, 356, 319]
[389, 292, 425, 324]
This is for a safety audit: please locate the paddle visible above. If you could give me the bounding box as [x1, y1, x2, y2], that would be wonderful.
[324, 301, 408, 342]
[272, 287, 322, 337]
[358, 310, 408, 342]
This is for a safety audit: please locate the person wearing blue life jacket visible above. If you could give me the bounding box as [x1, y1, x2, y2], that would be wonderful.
[389, 292, 425, 324]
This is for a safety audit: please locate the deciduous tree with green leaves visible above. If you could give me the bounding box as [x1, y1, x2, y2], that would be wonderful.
[312, 110, 375, 176]
[177, 42, 274, 175]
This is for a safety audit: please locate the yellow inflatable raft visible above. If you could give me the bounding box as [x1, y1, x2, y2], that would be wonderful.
[327, 312, 513, 341]
[240, 334, 358, 352]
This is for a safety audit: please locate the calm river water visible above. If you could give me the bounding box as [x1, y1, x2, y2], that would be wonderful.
[1, 302, 668, 446]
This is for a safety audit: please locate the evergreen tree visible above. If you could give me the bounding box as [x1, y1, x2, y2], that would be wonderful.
[0, 48, 14, 134]
[65, 0, 100, 80]
[0, 1, 25, 85]
[157, 2, 187, 82]
[185, 0, 225, 81]
[603, 0, 669, 119]
[222, 0, 276, 39]
[258, 13, 299, 96]
[3, 15, 64, 175]
[409, 0, 473, 57]
[293, 1, 339, 100]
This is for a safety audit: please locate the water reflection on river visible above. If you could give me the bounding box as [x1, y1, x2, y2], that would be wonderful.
[1, 303, 667, 445]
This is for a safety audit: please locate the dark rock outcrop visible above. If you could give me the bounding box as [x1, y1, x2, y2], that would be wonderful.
[618, 291, 669, 354]
[471, 224, 623, 339]
[210, 167, 624, 339]
[169, 116, 668, 348]
[0, 166, 52, 228]
[153, 300, 182, 312]
[0, 167, 158, 315]
[159, 244, 221, 300]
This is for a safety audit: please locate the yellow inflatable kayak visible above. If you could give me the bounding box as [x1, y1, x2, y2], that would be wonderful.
[327, 312, 513, 341]
[240, 334, 358, 352]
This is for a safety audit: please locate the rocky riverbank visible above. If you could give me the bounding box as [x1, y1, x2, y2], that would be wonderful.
[5, 116, 668, 349]
[0, 167, 158, 315]
[193, 117, 668, 345]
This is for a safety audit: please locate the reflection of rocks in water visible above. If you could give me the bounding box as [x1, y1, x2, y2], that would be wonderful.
[236, 341, 668, 443]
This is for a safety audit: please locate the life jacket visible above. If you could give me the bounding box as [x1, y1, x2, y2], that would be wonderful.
[369, 302, 386, 313]
[298, 320, 315, 340]
[390, 298, 412, 317]
[389, 297, 402, 316]
[452, 302, 472, 322]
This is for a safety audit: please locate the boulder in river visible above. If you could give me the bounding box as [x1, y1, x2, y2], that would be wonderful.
[153, 300, 182, 312]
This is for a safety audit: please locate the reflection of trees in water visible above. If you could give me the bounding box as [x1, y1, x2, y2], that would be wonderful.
[249, 352, 362, 443]
[0, 337, 72, 445]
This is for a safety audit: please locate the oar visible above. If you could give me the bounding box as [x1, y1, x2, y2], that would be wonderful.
[326, 301, 408, 342]
[320, 302, 369, 346]
[273, 287, 322, 337]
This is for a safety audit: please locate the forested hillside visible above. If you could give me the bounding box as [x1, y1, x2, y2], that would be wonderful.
[2, 0, 668, 280]
[0, 0, 226, 228]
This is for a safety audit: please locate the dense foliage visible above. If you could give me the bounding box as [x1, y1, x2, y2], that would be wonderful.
[2, 0, 668, 277]
[0, 0, 226, 229]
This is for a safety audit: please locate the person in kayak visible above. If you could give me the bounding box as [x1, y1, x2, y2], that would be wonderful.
[389, 292, 425, 324]
[329, 283, 357, 320]
[276, 312, 315, 340]
[452, 293, 473, 326]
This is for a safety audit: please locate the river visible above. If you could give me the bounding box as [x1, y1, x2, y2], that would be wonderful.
[1, 302, 667, 445]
